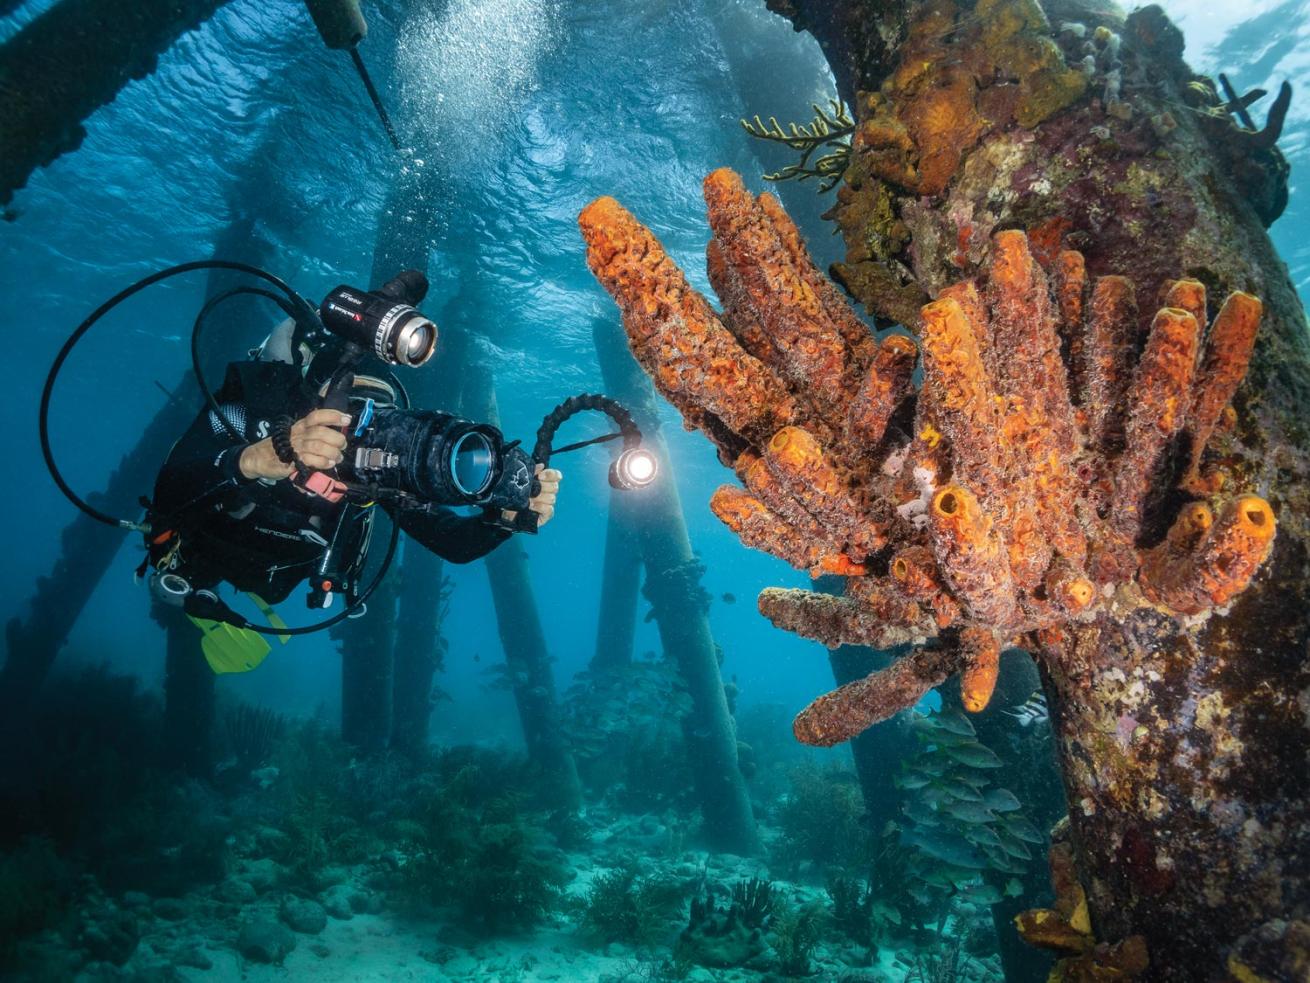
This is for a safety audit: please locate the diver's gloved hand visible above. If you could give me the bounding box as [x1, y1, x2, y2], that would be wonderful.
[502, 465, 562, 529]
[239, 409, 351, 480]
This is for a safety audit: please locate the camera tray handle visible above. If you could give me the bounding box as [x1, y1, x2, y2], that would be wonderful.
[269, 369, 355, 504]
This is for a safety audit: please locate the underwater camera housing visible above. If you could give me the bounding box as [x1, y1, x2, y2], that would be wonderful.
[335, 404, 539, 529]
[301, 271, 538, 528]
[308, 277, 653, 531]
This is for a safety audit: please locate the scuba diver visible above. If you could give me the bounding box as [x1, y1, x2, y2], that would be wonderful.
[43, 261, 656, 674]
[143, 269, 561, 672]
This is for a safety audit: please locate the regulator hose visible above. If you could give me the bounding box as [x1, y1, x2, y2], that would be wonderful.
[40, 261, 317, 530]
[184, 517, 399, 637]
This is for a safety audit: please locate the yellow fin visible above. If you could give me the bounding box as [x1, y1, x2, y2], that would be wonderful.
[188, 616, 272, 674]
[246, 594, 291, 644]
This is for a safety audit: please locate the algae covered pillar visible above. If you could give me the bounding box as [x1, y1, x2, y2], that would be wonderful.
[152, 604, 215, 777]
[461, 360, 582, 809]
[768, 1, 1310, 975]
[333, 576, 398, 753]
[2, 216, 275, 715]
[366, 167, 454, 754]
[593, 316, 761, 856]
[590, 490, 642, 670]
[582, 0, 1310, 974]
[0, 0, 233, 205]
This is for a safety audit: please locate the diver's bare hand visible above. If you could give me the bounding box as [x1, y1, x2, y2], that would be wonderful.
[503, 465, 562, 529]
[239, 409, 351, 480]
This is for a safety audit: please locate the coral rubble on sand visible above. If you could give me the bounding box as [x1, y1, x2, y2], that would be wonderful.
[0, 679, 1012, 981]
[579, 168, 1273, 748]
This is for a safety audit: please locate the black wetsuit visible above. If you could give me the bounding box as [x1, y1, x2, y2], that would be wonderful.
[151, 358, 510, 604]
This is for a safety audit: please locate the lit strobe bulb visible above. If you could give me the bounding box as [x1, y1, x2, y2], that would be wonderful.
[611, 446, 658, 489]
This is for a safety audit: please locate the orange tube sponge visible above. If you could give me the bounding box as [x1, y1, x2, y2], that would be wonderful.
[986, 231, 1084, 567]
[891, 544, 947, 600]
[763, 426, 886, 557]
[579, 182, 1277, 749]
[845, 334, 917, 450]
[959, 627, 1001, 713]
[918, 297, 1004, 496]
[937, 280, 990, 353]
[702, 169, 858, 424]
[891, 544, 963, 628]
[929, 485, 1018, 626]
[1083, 275, 1139, 454]
[758, 586, 932, 651]
[706, 238, 772, 363]
[1111, 307, 1201, 538]
[987, 230, 1077, 454]
[1044, 558, 1097, 617]
[710, 485, 827, 573]
[1138, 501, 1214, 595]
[793, 645, 968, 747]
[1186, 292, 1263, 480]
[738, 453, 868, 574]
[579, 196, 796, 446]
[1164, 278, 1208, 333]
[1141, 496, 1276, 614]
[757, 191, 876, 364]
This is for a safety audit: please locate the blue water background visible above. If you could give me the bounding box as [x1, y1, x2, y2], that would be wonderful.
[0, 0, 1305, 743]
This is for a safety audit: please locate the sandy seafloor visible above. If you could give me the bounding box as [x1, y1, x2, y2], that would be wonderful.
[12, 810, 1004, 982]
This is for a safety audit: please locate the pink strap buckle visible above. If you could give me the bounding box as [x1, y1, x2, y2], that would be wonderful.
[302, 471, 348, 503]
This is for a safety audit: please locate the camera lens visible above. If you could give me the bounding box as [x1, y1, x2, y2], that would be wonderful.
[450, 430, 496, 497]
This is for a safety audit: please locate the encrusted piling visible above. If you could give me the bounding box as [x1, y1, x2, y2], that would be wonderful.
[579, 86, 1306, 970]
[594, 315, 761, 856]
[0, 0, 233, 205]
[462, 362, 581, 810]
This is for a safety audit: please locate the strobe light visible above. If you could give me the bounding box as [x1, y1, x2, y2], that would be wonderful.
[610, 446, 658, 490]
[319, 283, 438, 367]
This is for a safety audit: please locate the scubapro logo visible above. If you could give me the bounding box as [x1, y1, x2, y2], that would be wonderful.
[255, 419, 271, 438]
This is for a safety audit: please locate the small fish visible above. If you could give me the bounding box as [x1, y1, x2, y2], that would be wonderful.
[941, 780, 983, 803]
[984, 788, 1022, 813]
[981, 847, 1027, 875]
[1004, 878, 1025, 898]
[902, 799, 943, 828]
[919, 785, 952, 807]
[1002, 691, 1049, 729]
[904, 828, 988, 869]
[962, 824, 1004, 850]
[932, 709, 978, 738]
[473, 653, 481, 663]
[945, 800, 1000, 825]
[910, 712, 977, 745]
[995, 833, 1033, 862]
[721, 592, 736, 604]
[944, 742, 1002, 769]
[918, 866, 960, 889]
[1002, 815, 1043, 844]
[894, 770, 931, 790]
[914, 755, 949, 776]
[962, 882, 1003, 905]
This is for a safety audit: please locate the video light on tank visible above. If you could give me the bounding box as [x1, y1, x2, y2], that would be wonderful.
[610, 446, 658, 490]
